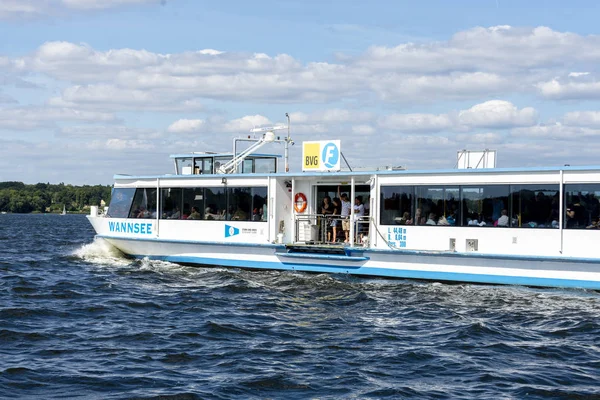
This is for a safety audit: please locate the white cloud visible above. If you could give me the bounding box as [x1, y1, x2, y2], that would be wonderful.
[351, 124, 375, 135]
[103, 138, 156, 150]
[378, 113, 453, 132]
[458, 100, 537, 128]
[7, 24, 600, 182]
[222, 115, 272, 133]
[569, 72, 590, 78]
[289, 109, 373, 124]
[375, 100, 536, 133]
[537, 78, 600, 100]
[562, 111, 600, 127]
[455, 132, 504, 144]
[8, 25, 600, 112]
[0, 106, 118, 130]
[371, 72, 508, 102]
[510, 122, 600, 140]
[0, 0, 166, 19]
[167, 119, 204, 133]
[358, 26, 600, 74]
[57, 125, 159, 139]
[61, 0, 165, 10]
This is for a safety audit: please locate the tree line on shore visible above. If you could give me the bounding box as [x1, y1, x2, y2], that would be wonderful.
[0, 181, 112, 214]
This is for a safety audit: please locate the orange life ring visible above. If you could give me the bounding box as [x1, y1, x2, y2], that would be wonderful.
[294, 192, 307, 213]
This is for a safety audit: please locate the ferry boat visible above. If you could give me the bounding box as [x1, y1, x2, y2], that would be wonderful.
[87, 122, 600, 290]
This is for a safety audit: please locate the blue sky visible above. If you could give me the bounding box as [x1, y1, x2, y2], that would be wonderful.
[2, 0, 600, 184]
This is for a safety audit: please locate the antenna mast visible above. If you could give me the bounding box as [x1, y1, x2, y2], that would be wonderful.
[284, 113, 292, 172]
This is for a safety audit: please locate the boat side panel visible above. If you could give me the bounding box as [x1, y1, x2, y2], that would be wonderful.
[374, 225, 600, 259]
[98, 236, 600, 289]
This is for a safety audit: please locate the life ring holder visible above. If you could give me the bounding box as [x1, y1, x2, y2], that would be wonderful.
[294, 192, 307, 213]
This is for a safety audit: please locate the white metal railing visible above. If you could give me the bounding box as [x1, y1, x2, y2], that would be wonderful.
[293, 213, 371, 246]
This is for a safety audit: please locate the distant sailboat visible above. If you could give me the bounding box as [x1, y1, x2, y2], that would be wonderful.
[61, 205, 67, 215]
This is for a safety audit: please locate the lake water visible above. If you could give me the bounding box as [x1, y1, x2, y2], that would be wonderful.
[1, 214, 599, 399]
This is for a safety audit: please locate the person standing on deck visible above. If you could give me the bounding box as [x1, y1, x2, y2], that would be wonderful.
[353, 196, 365, 239]
[338, 187, 352, 243]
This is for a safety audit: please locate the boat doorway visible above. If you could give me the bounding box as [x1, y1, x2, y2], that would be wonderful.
[312, 184, 370, 244]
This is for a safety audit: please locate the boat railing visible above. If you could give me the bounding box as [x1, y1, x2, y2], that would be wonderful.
[293, 213, 371, 246]
[354, 216, 370, 246]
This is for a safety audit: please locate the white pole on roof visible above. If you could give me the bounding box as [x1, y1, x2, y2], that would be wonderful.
[285, 113, 290, 173]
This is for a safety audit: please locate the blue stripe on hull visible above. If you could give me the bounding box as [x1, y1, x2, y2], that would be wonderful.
[132, 254, 600, 290]
[97, 234, 600, 265]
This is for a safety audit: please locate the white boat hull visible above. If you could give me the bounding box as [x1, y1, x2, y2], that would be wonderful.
[97, 234, 600, 290]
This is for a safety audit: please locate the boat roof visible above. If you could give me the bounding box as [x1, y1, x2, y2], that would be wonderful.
[114, 164, 600, 181]
[169, 152, 282, 159]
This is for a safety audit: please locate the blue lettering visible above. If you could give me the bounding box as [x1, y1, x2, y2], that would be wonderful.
[106, 221, 152, 235]
[400, 241, 406, 248]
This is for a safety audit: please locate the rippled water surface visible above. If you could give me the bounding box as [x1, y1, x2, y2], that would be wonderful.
[1, 214, 599, 399]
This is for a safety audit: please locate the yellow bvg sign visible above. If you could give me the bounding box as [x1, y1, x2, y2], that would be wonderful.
[302, 140, 341, 172]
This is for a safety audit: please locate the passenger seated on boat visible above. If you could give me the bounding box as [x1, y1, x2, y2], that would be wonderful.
[414, 208, 422, 225]
[260, 206, 267, 221]
[224, 205, 234, 220]
[586, 217, 599, 229]
[232, 207, 248, 221]
[205, 207, 219, 220]
[566, 205, 581, 228]
[168, 206, 181, 219]
[446, 212, 456, 226]
[395, 211, 411, 225]
[496, 209, 509, 227]
[187, 206, 201, 220]
[426, 213, 437, 225]
[437, 216, 449, 225]
[136, 206, 150, 218]
[252, 208, 261, 221]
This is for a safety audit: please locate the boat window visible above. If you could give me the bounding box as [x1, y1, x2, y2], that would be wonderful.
[229, 187, 252, 221]
[251, 187, 268, 221]
[176, 158, 193, 175]
[106, 188, 136, 218]
[182, 187, 205, 219]
[379, 183, 563, 229]
[128, 188, 157, 219]
[564, 184, 600, 229]
[160, 188, 183, 219]
[205, 187, 227, 219]
[155, 186, 268, 222]
[242, 159, 253, 174]
[510, 185, 559, 228]
[415, 186, 459, 226]
[462, 185, 509, 227]
[202, 159, 213, 174]
[380, 186, 414, 225]
[336, 184, 370, 216]
[214, 157, 232, 174]
[255, 158, 276, 173]
[193, 157, 213, 175]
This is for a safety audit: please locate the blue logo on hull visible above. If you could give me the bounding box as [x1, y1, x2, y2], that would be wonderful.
[225, 224, 240, 238]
